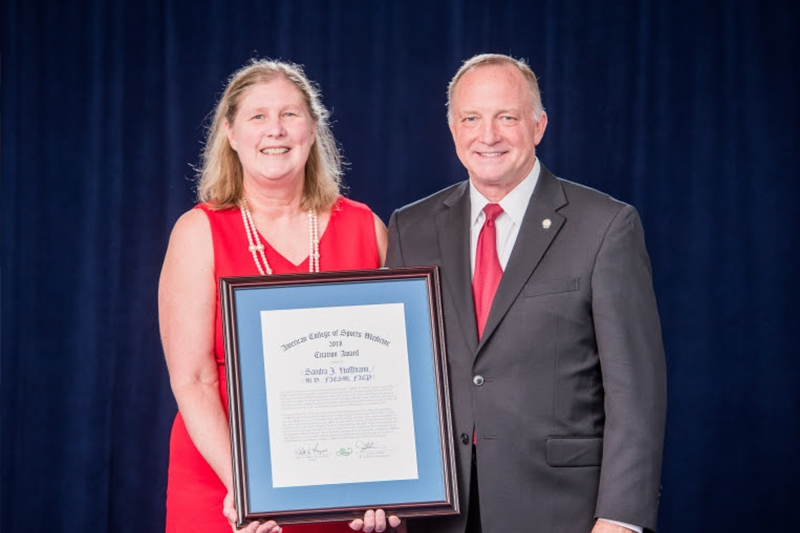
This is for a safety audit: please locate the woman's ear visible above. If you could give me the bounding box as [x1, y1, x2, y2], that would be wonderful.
[224, 120, 238, 151]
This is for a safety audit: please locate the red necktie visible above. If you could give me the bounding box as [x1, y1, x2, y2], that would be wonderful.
[472, 203, 504, 340]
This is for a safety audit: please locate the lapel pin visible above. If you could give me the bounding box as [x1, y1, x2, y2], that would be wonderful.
[542, 219, 552, 229]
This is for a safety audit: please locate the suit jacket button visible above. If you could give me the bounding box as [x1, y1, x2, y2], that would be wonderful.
[460, 433, 470, 445]
[473, 375, 485, 386]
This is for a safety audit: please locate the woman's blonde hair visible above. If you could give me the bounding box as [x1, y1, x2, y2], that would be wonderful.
[197, 59, 342, 211]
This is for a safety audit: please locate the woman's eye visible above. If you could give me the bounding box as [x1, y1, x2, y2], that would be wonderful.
[252, 114, 264, 120]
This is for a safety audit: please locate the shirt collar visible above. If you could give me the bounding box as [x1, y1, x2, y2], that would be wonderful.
[469, 158, 541, 227]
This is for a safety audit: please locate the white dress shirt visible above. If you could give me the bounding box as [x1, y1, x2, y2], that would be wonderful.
[467, 158, 643, 533]
[469, 159, 540, 274]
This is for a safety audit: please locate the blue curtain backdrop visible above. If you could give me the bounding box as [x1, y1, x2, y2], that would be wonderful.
[2, 1, 798, 531]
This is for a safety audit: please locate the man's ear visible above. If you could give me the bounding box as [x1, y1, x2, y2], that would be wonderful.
[534, 113, 548, 146]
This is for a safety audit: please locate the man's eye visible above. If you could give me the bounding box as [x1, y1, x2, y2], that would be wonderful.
[284, 111, 298, 118]
[252, 114, 264, 120]
[464, 116, 477, 123]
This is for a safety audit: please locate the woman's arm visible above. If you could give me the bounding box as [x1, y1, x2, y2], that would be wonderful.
[159, 209, 233, 488]
[373, 213, 388, 267]
[160, 209, 281, 533]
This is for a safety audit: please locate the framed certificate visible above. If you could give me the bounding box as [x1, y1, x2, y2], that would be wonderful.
[220, 266, 458, 527]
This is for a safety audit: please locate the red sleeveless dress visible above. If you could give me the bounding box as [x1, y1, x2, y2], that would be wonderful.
[166, 197, 380, 533]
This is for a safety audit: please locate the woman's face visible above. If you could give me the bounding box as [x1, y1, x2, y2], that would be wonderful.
[225, 77, 316, 188]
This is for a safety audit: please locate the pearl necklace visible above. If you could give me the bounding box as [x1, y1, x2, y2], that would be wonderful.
[240, 202, 320, 275]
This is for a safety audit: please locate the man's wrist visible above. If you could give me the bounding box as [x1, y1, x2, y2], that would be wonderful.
[597, 518, 643, 533]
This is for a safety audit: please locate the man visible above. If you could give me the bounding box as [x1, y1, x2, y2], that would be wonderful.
[355, 54, 666, 533]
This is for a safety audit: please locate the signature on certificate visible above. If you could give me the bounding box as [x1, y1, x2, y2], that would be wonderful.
[295, 443, 328, 457]
[356, 441, 376, 456]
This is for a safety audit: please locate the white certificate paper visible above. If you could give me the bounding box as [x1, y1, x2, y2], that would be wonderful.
[260, 303, 418, 488]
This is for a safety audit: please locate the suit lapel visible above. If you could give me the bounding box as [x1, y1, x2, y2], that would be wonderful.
[478, 166, 568, 350]
[436, 182, 479, 355]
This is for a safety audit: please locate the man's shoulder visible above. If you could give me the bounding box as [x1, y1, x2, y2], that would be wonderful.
[547, 174, 645, 238]
[555, 175, 631, 215]
[392, 181, 468, 221]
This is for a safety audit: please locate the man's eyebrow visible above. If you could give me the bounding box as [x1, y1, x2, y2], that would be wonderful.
[496, 107, 523, 114]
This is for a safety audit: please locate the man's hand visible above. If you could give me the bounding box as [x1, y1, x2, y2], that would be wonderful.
[349, 509, 406, 533]
[591, 520, 636, 533]
[223, 491, 282, 533]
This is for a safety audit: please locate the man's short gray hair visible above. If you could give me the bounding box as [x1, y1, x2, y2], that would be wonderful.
[446, 53, 545, 124]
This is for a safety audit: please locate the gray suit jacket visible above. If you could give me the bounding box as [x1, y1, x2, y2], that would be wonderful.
[386, 165, 666, 533]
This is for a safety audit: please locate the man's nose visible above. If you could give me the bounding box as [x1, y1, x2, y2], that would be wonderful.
[478, 120, 500, 144]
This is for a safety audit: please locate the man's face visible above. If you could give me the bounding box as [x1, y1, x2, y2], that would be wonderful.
[449, 64, 547, 200]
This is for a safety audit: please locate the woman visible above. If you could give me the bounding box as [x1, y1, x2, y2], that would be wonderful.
[159, 59, 387, 533]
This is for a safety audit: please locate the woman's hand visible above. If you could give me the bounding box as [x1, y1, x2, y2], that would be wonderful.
[223, 490, 282, 533]
[349, 509, 405, 533]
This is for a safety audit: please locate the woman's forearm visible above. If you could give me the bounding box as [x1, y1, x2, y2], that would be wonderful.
[172, 380, 233, 491]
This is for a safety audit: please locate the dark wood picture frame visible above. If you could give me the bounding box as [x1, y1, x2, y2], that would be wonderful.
[220, 266, 458, 527]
